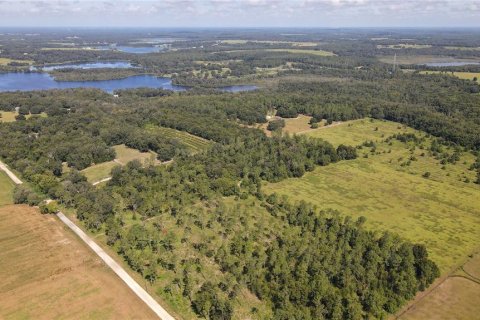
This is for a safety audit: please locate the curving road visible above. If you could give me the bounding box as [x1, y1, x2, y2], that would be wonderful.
[0, 158, 175, 320]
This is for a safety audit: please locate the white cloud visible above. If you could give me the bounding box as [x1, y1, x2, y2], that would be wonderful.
[0, 0, 478, 27]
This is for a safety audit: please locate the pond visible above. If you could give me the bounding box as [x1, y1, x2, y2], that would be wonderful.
[0, 73, 185, 93]
[422, 61, 480, 67]
[39, 61, 136, 71]
[0, 72, 258, 93]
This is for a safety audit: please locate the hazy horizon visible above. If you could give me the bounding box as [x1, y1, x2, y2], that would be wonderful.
[0, 0, 479, 28]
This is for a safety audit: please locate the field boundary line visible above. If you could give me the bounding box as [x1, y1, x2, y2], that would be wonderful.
[57, 212, 175, 320]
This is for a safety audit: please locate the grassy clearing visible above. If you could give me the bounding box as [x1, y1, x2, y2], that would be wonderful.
[264, 118, 480, 273]
[0, 111, 48, 123]
[81, 161, 118, 183]
[0, 58, 34, 65]
[378, 55, 480, 65]
[0, 111, 16, 122]
[444, 46, 480, 51]
[0, 171, 15, 206]
[304, 118, 410, 146]
[0, 205, 156, 319]
[40, 47, 101, 51]
[145, 125, 213, 154]
[81, 145, 156, 183]
[377, 44, 432, 49]
[419, 70, 479, 82]
[265, 48, 335, 56]
[113, 144, 156, 165]
[220, 39, 318, 47]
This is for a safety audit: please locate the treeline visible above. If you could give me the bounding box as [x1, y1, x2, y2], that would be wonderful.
[216, 198, 439, 319]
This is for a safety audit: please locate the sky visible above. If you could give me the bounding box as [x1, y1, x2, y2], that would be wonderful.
[0, 0, 479, 28]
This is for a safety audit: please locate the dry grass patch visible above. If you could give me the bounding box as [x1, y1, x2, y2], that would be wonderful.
[399, 276, 480, 320]
[0, 205, 157, 320]
[0, 111, 48, 123]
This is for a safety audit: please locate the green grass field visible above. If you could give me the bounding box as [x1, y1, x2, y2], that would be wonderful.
[377, 44, 432, 49]
[419, 70, 479, 82]
[265, 119, 480, 273]
[220, 39, 318, 47]
[81, 145, 156, 183]
[0, 171, 15, 206]
[0, 58, 34, 66]
[81, 161, 118, 183]
[265, 48, 335, 56]
[146, 125, 213, 154]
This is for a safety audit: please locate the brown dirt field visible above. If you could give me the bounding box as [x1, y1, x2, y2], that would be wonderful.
[463, 252, 480, 280]
[399, 277, 480, 320]
[0, 205, 157, 320]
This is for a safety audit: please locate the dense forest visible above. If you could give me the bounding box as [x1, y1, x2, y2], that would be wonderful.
[1, 28, 479, 319]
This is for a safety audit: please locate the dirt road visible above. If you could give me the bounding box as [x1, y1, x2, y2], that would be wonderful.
[0, 160, 22, 184]
[0, 158, 175, 320]
[57, 212, 175, 320]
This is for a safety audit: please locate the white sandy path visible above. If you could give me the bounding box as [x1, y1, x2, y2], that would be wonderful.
[57, 212, 175, 320]
[0, 160, 23, 184]
[92, 177, 112, 186]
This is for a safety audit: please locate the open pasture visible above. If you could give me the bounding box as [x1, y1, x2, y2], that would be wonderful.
[419, 70, 479, 82]
[81, 145, 155, 183]
[0, 58, 34, 65]
[265, 48, 335, 56]
[377, 44, 432, 49]
[220, 39, 318, 46]
[0, 205, 156, 319]
[265, 119, 480, 273]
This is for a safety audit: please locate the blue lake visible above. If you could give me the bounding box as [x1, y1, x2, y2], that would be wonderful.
[0, 73, 185, 93]
[39, 61, 135, 71]
[423, 61, 480, 67]
[0, 72, 258, 93]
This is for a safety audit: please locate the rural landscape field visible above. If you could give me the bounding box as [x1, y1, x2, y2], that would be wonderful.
[0, 1, 479, 319]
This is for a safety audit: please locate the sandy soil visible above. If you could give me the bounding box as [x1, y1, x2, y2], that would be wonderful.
[0, 205, 158, 320]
